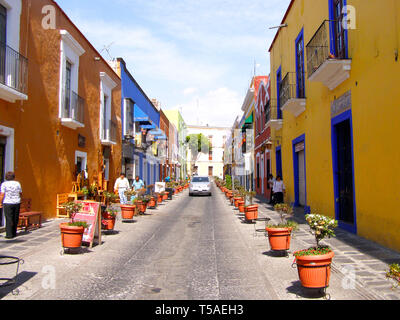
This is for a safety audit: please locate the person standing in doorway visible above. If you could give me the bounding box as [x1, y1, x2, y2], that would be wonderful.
[114, 173, 130, 205]
[0, 172, 22, 239]
[272, 175, 285, 205]
[268, 174, 275, 204]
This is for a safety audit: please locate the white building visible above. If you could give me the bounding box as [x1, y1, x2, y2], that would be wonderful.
[186, 125, 230, 179]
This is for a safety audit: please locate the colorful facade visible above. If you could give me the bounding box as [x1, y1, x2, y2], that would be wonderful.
[254, 77, 272, 198]
[0, 0, 122, 223]
[164, 109, 188, 180]
[269, 0, 400, 251]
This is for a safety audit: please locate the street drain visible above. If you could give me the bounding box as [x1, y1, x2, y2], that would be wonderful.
[151, 288, 162, 293]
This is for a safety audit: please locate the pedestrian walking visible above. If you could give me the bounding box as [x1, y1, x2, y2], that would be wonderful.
[114, 173, 130, 205]
[268, 174, 275, 204]
[272, 175, 285, 205]
[0, 172, 22, 239]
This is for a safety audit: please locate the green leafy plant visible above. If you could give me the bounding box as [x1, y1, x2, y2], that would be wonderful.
[244, 190, 256, 206]
[81, 187, 89, 196]
[104, 207, 118, 218]
[305, 213, 338, 248]
[68, 221, 89, 228]
[386, 263, 400, 289]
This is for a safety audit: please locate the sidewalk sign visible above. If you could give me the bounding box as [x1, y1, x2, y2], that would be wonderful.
[155, 182, 165, 193]
[74, 200, 102, 248]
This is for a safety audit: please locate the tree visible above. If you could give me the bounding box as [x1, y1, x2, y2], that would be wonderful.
[186, 133, 211, 175]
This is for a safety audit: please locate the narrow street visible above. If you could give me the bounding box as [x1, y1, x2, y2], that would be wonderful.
[2, 183, 397, 300]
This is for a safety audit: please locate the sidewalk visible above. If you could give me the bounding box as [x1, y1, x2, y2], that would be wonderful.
[251, 194, 400, 300]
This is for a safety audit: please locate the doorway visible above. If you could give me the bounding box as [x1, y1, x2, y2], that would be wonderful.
[275, 146, 282, 178]
[332, 111, 356, 233]
[0, 136, 6, 183]
[293, 135, 306, 207]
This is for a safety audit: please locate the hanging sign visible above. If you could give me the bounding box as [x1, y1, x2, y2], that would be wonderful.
[74, 201, 102, 248]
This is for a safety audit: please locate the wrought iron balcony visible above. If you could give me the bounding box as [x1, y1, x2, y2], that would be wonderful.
[280, 72, 306, 117]
[0, 42, 28, 102]
[101, 119, 117, 145]
[265, 99, 283, 130]
[306, 20, 351, 90]
[61, 90, 85, 129]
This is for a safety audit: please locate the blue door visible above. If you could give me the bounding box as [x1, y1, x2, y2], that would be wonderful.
[276, 147, 282, 178]
[332, 111, 356, 233]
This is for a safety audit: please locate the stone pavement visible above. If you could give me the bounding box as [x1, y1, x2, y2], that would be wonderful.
[249, 194, 400, 300]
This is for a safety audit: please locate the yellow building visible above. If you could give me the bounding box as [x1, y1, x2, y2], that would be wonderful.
[268, 0, 400, 251]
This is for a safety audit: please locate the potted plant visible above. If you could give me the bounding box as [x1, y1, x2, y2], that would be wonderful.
[120, 190, 137, 220]
[265, 204, 298, 251]
[386, 263, 400, 289]
[102, 207, 117, 230]
[103, 191, 118, 206]
[59, 201, 88, 249]
[244, 191, 258, 222]
[81, 187, 89, 200]
[293, 214, 338, 290]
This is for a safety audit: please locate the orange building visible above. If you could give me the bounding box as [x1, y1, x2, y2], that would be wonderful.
[0, 0, 121, 223]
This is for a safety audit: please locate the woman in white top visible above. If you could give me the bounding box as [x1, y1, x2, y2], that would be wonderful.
[0, 172, 22, 239]
[114, 173, 130, 205]
[272, 175, 285, 205]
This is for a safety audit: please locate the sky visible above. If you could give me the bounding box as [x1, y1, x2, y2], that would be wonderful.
[55, 0, 291, 127]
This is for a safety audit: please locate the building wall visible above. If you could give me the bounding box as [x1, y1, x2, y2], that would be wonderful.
[186, 126, 230, 179]
[0, 0, 121, 221]
[269, 0, 400, 251]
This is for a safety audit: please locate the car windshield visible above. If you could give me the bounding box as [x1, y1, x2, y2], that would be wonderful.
[192, 177, 209, 183]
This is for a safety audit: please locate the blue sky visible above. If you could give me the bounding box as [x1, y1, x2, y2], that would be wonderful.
[55, 0, 291, 127]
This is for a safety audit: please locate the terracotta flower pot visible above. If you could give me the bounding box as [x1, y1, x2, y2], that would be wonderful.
[120, 204, 136, 220]
[294, 251, 335, 288]
[60, 223, 85, 248]
[157, 194, 163, 203]
[102, 217, 116, 230]
[265, 227, 293, 251]
[148, 198, 156, 208]
[136, 201, 147, 213]
[244, 204, 258, 221]
[234, 197, 243, 207]
[238, 201, 245, 213]
[163, 192, 169, 200]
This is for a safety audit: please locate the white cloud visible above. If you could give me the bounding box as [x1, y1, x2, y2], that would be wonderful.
[183, 87, 197, 95]
[171, 87, 242, 127]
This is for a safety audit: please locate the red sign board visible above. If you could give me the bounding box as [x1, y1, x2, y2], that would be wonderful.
[74, 201, 102, 248]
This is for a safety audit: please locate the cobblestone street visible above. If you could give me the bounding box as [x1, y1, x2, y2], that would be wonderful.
[1, 184, 399, 300]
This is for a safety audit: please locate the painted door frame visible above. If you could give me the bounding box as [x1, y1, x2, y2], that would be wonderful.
[276, 66, 282, 119]
[331, 109, 357, 234]
[275, 146, 282, 178]
[292, 134, 307, 207]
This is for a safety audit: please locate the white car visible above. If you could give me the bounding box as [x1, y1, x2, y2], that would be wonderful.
[189, 176, 211, 196]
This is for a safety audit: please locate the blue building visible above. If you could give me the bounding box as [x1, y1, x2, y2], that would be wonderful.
[114, 58, 166, 186]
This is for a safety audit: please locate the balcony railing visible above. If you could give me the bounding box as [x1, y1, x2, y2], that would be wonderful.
[101, 119, 117, 145]
[280, 72, 306, 117]
[61, 90, 85, 128]
[306, 20, 351, 90]
[266, 99, 283, 130]
[0, 42, 28, 100]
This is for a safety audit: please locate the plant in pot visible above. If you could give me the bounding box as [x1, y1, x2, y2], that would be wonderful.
[102, 207, 118, 231]
[244, 191, 258, 222]
[265, 204, 298, 252]
[135, 189, 149, 214]
[236, 186, 246, 213]
[120, 190, 137, 220]
[81, 187, 89, 200]
[386, 263, 400, 289]
[103, 191, 118, 206]
[293, 214, 338, 291]
[60, 201, 88, 250]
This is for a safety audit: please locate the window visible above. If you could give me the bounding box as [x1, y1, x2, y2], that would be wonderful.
[59, 30, 85, 120]
[64, 61, 72, 115]
[192, 176, 210, 183]
[0, 4, 6, 84]
[295, 30, 305, 99]
[100, 72, 117, 143]
[208, 166, 213, 176]
[333, 0, 346, 59]
[208, 135, 213, 160]
[276, 67, 282, 119]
